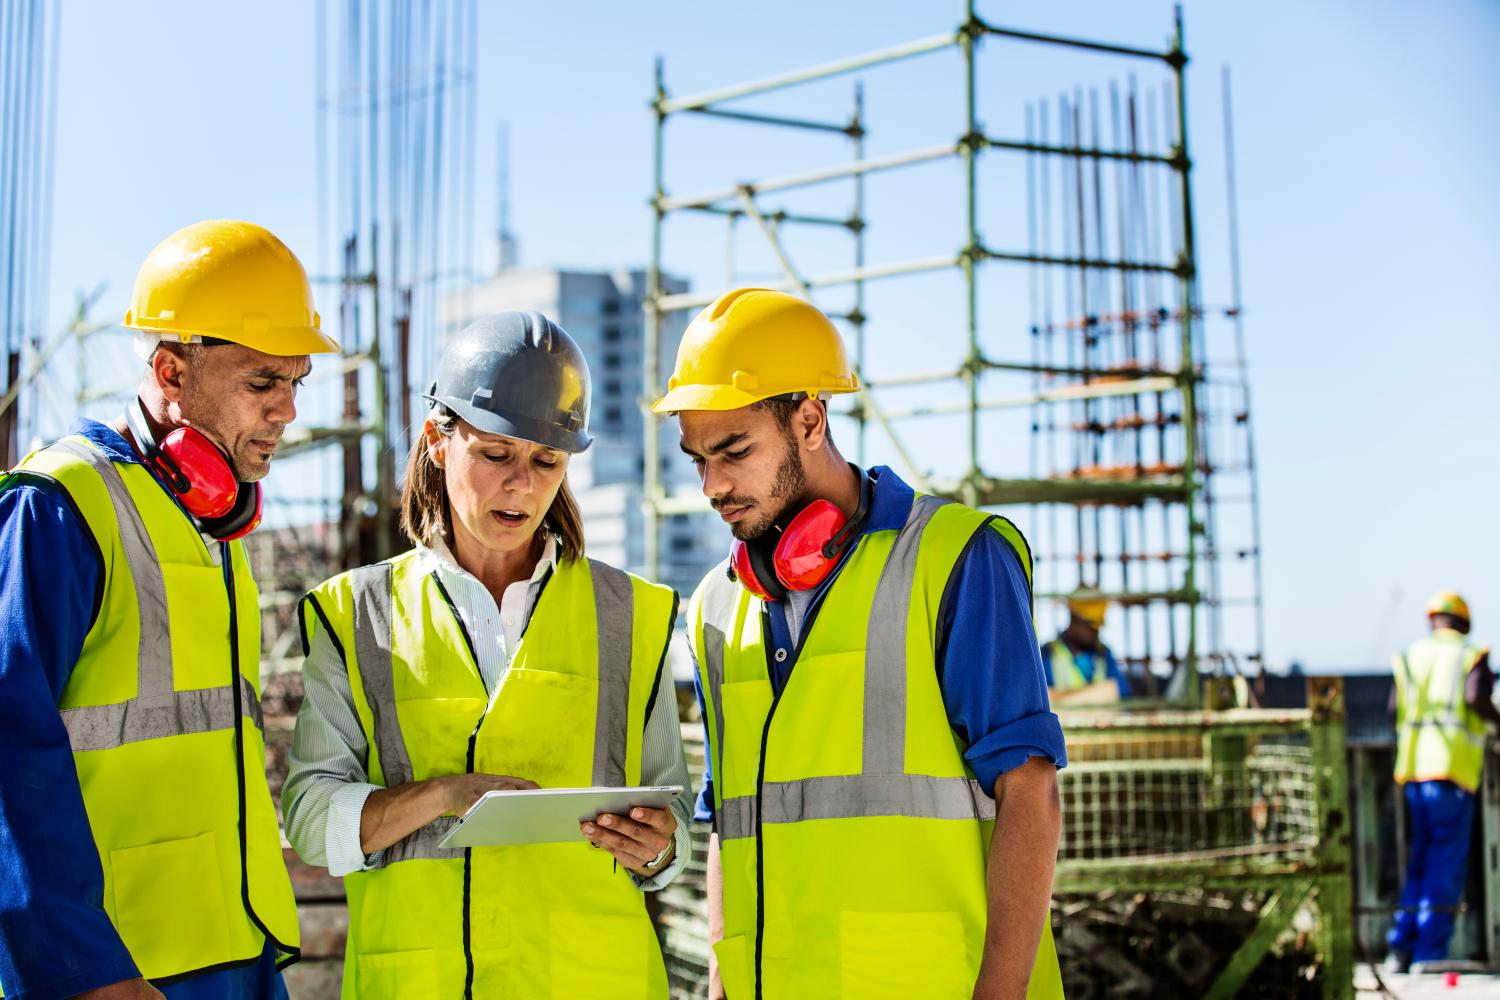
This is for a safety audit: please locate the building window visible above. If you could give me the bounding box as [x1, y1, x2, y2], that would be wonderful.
[604, 378, 622, 395]
[671, 536, 695, 553]
[603, 325, 621, 343]
[603, 299, 620, 316]
[605, 405, 623, 423]
[604, 351, 622, 370]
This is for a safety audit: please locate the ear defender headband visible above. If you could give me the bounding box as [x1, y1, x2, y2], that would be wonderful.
[127, 399, 262, 542]
[727, 471, 872, 603]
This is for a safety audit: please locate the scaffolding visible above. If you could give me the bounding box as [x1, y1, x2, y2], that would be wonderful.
[642, 3, 1264, 698]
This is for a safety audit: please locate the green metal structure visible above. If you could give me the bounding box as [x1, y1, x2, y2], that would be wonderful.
[642, 2, 1266, 697]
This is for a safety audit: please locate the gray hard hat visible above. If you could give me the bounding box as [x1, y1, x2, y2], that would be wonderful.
[423, 311, 593, 453]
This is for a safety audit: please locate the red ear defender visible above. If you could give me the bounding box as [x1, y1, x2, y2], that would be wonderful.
[127, 400, 262, 541]
[157, 427, 239, 520]
[729, 537, 778, 602]
[771, 499, 849, 591]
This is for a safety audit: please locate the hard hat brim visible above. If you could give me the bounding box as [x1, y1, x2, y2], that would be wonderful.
[428, 394, 593, 455]
[652, 382, 856, 415]
[122, 320, 340, 357]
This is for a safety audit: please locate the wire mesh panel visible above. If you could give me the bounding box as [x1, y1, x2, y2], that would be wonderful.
[1060, 723, 1319, 866]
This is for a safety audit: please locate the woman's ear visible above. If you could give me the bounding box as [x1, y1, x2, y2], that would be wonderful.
[423, 419, 448, 469]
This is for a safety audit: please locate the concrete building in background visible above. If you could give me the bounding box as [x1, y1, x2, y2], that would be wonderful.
[440, 265, 723, 605]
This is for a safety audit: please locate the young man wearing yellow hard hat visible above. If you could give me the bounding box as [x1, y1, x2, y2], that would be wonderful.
[1385, 590, 1498, 974]
[656, 288, 1065, 999]
[0, 221, 337, 1000]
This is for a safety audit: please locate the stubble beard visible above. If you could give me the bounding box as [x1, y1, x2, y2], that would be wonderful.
[731, 442, 807, 541]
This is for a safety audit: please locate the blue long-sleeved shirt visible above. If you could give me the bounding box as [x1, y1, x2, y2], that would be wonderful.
[0, 419, 285, 1000]
[693, 465, 1067, 823]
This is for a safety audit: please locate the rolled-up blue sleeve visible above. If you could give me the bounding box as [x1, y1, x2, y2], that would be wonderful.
[936, 526, 1068, 798]
[0, 481, 140, 998]
[691, 669, 716, 824]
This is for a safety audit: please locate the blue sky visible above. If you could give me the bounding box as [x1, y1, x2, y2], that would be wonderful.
[40, 1, 1500, 669]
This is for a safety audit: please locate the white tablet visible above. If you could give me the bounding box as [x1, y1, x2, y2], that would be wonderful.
[434, 785, 685, 849]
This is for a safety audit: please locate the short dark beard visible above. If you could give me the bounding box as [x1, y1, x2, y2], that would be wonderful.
[733, 436, 807, 541]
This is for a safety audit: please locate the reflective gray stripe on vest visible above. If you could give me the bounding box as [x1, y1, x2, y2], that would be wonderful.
[49, 439, 262, 751]
[589, 559, 635, 788]
[347, 562, 462, 863]
[349, 562, 416, 787]
[696, 562, 739, 789]
[862, 494, 947, 775]
[718, 775, 994, 841]
[700, 493, 999, 840]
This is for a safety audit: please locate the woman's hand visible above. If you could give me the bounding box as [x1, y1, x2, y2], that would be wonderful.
[439, 773, 540, 816]
[581, 806, 677, 876]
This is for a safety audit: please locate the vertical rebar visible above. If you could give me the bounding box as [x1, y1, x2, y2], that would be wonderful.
[643, 57, 667, 582]
[1222, 64, 1266, 672]
[851, 82, 868, 465]
[1171, 5, 1201, 700]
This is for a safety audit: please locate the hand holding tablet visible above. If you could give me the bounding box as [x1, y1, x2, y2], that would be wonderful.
[435, 785, 683, 849]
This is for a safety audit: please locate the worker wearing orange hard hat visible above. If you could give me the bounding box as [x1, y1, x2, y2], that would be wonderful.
[1385, 590, 1498, 974]
[0, 220, 335, 999]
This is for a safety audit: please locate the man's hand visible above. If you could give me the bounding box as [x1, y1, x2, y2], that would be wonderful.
[439, 773, 539, 816]
[581, 806, 677, 875]
[76, 977, 165, 1000]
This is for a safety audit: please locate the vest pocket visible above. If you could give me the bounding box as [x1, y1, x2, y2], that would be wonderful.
[355, 948, 439, 998]
[711, 933, 754, 1000]
[548, 912, 650, 998]
[109, 832, 231, 978]
[839, 910, 969, 998]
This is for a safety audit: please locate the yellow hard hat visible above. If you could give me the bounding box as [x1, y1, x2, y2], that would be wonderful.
[1067, 589, 1109, 627]
[123, 220, 338, 356]
[652, 288, 859, 413]
[1426, 590, 1471, 623]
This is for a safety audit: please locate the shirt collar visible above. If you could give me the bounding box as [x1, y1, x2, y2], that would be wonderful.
[860, 465, 916, 536]
[69, 417, 144, 466]
[419, 531, 558, 587]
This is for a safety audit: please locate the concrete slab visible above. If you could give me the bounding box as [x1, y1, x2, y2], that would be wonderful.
[1356, 962, 1500, 998]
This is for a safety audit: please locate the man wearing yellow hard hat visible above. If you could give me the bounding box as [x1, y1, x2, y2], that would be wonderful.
[1041, 589, 1134, 705]
[1384, 590, 1498, 974]
[655, 288, 1065, 999]
[0, 221, 337, 999]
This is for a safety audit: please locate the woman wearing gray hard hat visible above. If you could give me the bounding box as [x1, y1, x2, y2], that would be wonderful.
[283, 312, 690, 997]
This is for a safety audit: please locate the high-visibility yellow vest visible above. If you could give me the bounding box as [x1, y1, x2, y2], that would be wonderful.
[1044, 637, 1114, 690]
[302, 549, 677, 999]
[3, 435, 299, 982]
[1394, 629, 1490, 792]
[690, 494, 1064, 999]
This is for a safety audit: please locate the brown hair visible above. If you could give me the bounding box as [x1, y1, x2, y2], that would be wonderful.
[399, 406, 586, 561]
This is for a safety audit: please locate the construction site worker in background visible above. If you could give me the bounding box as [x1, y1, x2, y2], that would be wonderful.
[0, 221, 334, 999]
[1385, 590, 1499, 974]
[1042, 589, 1134, 706]
[656, 288, 1066, 1000]
[281, 312, 692, 998]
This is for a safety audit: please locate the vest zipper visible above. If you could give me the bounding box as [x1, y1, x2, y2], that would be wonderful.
[436, 572, 485, 1000]
[438, 567, 553, 1000]
[221, 544, 299, 968]
[751, 587, 836, 1000]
